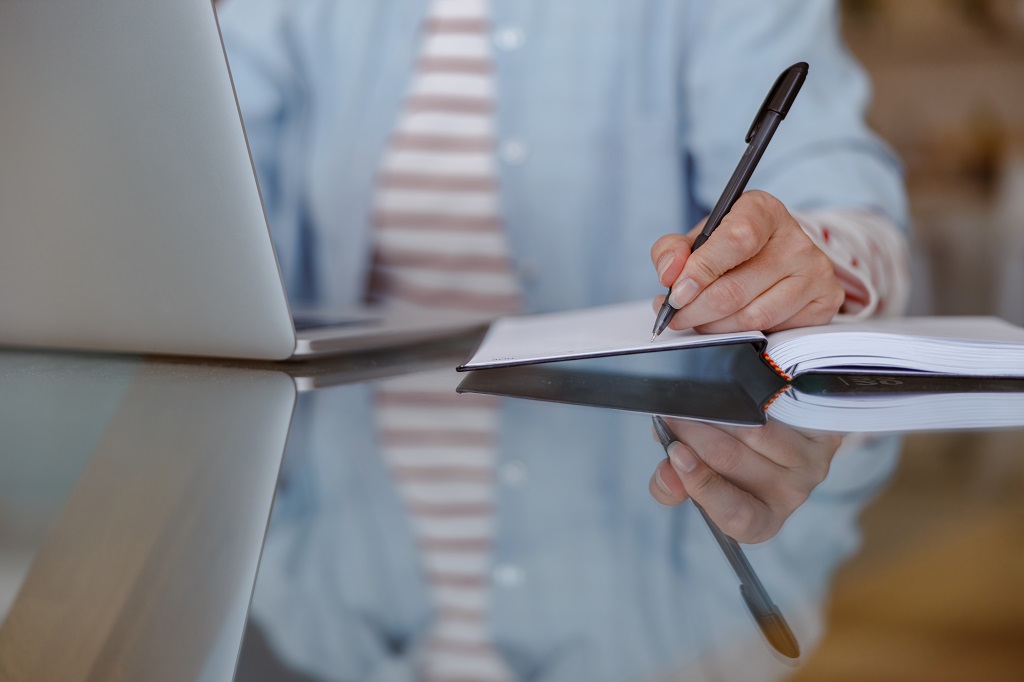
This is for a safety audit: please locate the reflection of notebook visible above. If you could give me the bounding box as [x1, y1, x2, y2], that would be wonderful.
[0, 0, 488, 360]
[456, 349, 1024, 432]
[458, 300, 1024, 380]
[768, 374, 1024, 432]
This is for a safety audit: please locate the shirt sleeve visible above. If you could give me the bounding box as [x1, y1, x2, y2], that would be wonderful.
[682, 0, 908, 231]
[794, 209, 912, 318]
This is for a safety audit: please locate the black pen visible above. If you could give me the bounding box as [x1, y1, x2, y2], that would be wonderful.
[651, 415, 800, 660]
[651, 62, 809, 341]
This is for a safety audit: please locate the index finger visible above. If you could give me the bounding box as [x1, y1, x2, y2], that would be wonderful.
[665, 441, 778, 543]
[650, 233, 693, 288]
[668, 191, 782, 308]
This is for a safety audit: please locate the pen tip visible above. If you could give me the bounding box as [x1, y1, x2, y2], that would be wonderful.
[650, 333, 658, 343]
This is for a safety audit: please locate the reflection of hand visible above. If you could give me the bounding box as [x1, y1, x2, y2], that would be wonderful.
[649, 418, 842, 543]
[650, 190, 844, 333]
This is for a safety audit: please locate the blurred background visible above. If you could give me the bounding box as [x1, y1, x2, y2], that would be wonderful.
[793, 3, 1024, 679]
[840, 0, 1024, 321]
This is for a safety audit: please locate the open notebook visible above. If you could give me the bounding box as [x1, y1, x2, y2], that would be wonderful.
[457, 300, 1024, 380]
[456, 351, 1024, 432]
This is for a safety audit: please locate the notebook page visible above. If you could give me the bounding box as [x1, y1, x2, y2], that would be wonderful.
[768, 390, 1024, 432]
[459, 300, 765, 370]
[764, 316, 1024, 378]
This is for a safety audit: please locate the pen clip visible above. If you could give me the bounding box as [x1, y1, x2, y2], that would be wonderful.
[745, 62, 809, 143]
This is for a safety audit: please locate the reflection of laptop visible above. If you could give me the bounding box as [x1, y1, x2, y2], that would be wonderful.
[0, 342, 471, 676]
[0, 0, 488, 360]
[0, 351, 296, 676]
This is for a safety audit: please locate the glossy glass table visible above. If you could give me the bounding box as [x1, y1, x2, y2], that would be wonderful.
[0, 340, 1022, 681]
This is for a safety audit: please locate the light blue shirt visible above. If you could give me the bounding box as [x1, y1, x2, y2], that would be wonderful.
[218, 0, 907, 313]
[250, 381, 900, 682]
[217, 3, 908, 679]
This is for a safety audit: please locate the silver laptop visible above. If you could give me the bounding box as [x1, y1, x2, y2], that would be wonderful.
[0, 0, 488, 360]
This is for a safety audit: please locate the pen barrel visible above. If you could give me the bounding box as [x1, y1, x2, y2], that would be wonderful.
[697, 111, 784, 245]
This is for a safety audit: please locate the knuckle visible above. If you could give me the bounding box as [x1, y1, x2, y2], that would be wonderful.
[743, 189, 767, 209]
[809, 281, 843, 319]
[747, 190, 786, 222]
[689, 255, 721, 284]
[810, 455, 833, 484]
[749, 424, 782, 451]
[736, 303, 775, 332]
[707, 277, 748, 315]
[718, 503, 758, 541]
[746, 189, 777, 209]
[704, 441, 745, 476]
[780, 484, 812, 513]
[815, 254, 838, 281]
[724, 220, 762, 255]
[688, 467, 721, 499]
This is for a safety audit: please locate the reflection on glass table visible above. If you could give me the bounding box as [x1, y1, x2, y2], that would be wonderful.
[648, 415, 842, 544]
[456, 346, 1024, 433]
[235, 363, 901, 682]
[652, 414, 835, 660]
[3, 344, 1023, 681]
[0, 352, 294, 682]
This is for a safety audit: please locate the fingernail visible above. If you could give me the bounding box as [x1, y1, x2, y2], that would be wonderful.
[656, 253, 675, 283]
[653, 468, 673, 496]
[668, 278, 700, 309]
[668, 442, 698, 473]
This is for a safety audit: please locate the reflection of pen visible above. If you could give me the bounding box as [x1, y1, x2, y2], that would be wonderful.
[651, 415, 800, 660]
[651, 62, 809, 341]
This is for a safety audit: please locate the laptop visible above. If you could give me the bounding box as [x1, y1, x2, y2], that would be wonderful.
[0, 0, 489, 360]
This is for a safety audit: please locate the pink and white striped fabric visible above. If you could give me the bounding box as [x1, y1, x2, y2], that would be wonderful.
[373, 373, 512, 682]
[368, 1, 516, 680]
[367, 0, 521, 317]
[795, 209, 911, 318]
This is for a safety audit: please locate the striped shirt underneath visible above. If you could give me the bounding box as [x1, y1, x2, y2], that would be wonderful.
[369, 0, 516, 680]
[364, 3, 910, 680]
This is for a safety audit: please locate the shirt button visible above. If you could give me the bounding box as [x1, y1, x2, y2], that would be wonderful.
[500, 139, 528, 164]
[499, 460, 529, 486]
[493, 563, 526, 588]
[493, 26, 525, 51]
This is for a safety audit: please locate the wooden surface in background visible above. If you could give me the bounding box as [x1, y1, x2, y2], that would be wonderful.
[792, 431, 1024, 681]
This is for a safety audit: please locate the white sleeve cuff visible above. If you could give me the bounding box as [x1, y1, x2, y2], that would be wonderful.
[793, 209, 912, 319]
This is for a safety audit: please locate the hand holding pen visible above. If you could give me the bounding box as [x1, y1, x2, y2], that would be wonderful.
[648, 415, 841, 544]
[649, 415, 842, 660]
[650, 63, 844, 339]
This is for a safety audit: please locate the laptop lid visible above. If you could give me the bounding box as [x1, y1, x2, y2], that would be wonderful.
[0, 0, 296, 360]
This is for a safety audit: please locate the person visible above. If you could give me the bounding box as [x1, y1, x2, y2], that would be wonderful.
[239, 392, 897, 681]
[216, 0, 910, 326]
[217, 0, 911, 679]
